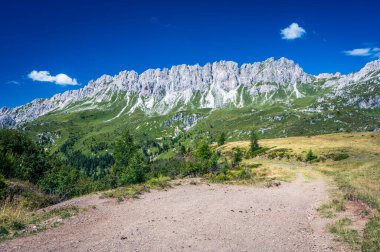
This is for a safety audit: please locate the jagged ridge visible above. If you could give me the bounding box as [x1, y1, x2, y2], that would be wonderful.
[1, 57, 380, 128]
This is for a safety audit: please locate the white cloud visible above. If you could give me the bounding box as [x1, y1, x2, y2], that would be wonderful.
[343, 47, 380, 58]
[343, 48, 371, 56]
[280, 23, 306, 40]
[28, 70, 78, 85]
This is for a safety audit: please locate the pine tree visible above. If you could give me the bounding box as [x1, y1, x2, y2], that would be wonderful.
[111, 129, 144, 185]
[249, 130, 260, 153]
[195, 140, 212, 161]
[121, 152, 145, 184]
[305, 149, 316, 162]
[113, 129, 136, 169]
[217, 132, 226, 146]
[232, 148, 243, 167]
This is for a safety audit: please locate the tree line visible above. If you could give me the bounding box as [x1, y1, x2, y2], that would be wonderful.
[0, 127, 260, 204]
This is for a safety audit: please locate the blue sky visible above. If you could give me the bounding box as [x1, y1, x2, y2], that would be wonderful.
[1, 0, 379, 108]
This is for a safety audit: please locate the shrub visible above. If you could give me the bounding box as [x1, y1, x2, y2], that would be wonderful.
[0, 226, 9, 236]
[118, 153, 145, 185]
[237, 168, 251, 179]
[232, 148, 243, 166]
[214, 173, 232, 182]
[249, 130, 260, 153]
[217, 132, 226, 146]
[113, 129, 136, 169]
[10, 220, 25, 230]
[148, 156, 185, 178]
[0, 174, 7, 200]
[220, 159, 229, 174]
[146, 176, 171, 188]
[0, 129, 52, 183]
[6, 180, 57, 209]
[38, 165, 79, 201]
[182, 162, 199, 177]
[111, 130, 148, 186]
[195, 140, 212, 161]
[305, 150, 317, 162]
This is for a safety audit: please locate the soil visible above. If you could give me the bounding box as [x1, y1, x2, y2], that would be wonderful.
[0, 174, 346, 252]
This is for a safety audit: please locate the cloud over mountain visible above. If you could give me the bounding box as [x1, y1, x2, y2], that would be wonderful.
[343, 47, 380, 57]
[28, 71, 78, 86]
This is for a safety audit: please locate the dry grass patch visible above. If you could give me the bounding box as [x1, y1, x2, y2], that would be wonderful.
[221, 132, 380, 156]
[0, 200, 82, 241]
[101, 176, 171, 202]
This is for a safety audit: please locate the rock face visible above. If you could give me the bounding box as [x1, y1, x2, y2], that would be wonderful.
[164, 112, 207, 130]
[1, 57, 380, 128]
[325, 59, 380, 88]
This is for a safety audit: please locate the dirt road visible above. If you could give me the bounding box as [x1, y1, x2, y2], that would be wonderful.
[0, 174, 341, 251]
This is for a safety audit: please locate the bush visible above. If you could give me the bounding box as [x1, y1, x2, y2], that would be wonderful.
[237, 168, 251, 179]
[220, 159, 229, 174]
[148, 156, 185, 178]
[232, 148, 243, 166]
[0, 226, 9, 236]
[113, 129, 136, 169]
[118, 153, 145, 185]
[0, 174, 7, 200]
[0, 129, 52, 183]
[195, 140, 212, 161]
[146, 176, 171, 188]
[217, 132, 226, 146]
[182, 162, 199, 177]
[305, 150, 317, 162]
[38, 165, 79, 201]
[249, 130, 260, 153]
[111, 129, 147, 186]
[6, 180, 57, 209]
[214, 172, 232, 182]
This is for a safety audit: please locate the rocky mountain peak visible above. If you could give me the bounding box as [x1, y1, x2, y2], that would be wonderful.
[358, 58, 380, 75]
[1, 57, 377, 128]
[325, 58, 380, 88]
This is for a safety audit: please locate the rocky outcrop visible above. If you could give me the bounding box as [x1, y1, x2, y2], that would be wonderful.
[163, 112, 207, 130]
[325, 58, 380, 88]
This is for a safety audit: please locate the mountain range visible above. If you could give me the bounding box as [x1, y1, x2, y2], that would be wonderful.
[1, 57, 379, 153]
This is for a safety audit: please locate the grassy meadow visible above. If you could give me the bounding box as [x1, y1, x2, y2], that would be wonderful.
[218, 132, 380, 251]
